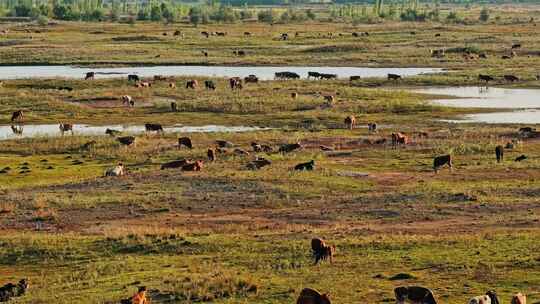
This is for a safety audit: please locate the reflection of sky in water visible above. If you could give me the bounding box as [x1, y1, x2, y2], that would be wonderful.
[0, 124, 268, 141]
[444, 110, 540, 124]
[0, 66, 443, 81]
[415, 87, 540, 109]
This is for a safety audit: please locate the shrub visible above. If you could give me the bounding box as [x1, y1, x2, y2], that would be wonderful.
[479, 7, 490, 22]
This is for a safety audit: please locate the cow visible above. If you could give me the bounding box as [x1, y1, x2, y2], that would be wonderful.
[433, 154, 452, 173]
[171, 102, 178, 112]
[85, 72, 95, 80]
[291, 92, 298, 99]
[117, 136, 136, 146]
[469, 291, 499, 304]
[324, 95, 335, 104]
[186, 80, 198, 89]
[515, 154, 527, 162]
[244, 75, 258, 83]
[229, 77, 243, 90]
[11, 110, 23, 122]
[234, 148, 250, 156]
[105, 128, 121, 136]
[512, 43, 522, 49]
[121, 95, 134, 107]
[216, 32, 227, 36]
[479, 74, 495, 83]
[161, 159, 191, 170]
[105, 163, 125, 177]
[145, 123, 164, 133]
[202, 50, 208, 57]
[394, 286, 437, 304]
[392, 133, 409, 147]
[128, 74, 139, 82]
[275, 72, 300, 80]
[246, 158, 272, 170]
[59, 123, 73, 135]
[430, 49, 445, 58]
[308, 72, 321, 80]
[344, 115, 356, 130]
[296, 288, 331, 304]
[233, 50, 246, 56]
[479, 53, 488, 59]
[495, 145, 504, 163]
[216, 140, 234, 148]
[281, 33, 289, 40]
[511, 293, 526, 304]
[204, 80, 216, 90]
[136, 81, 151, 88]
[519, 127, 535, 133]
[295, 160, 315, 171]
[349, 75, 361, 82]
[502, 55, 512, 59]
[244, 32, 252, 36]
[201, 31, 210, 38]
[178, 137, 193, 149]
[169, 82, 176, 88]
[319, 73, 337, 80]
[10, 124, 23, 135]
[311, 238, 335, 265]
[368, 123, 377, 132]
[173, 30, 182, 36]
[504, 75, 519, 82]
[279, 142, 302, 153]
[207, 148, 216, 162]
[182, 160, 203, 171]
[0, 279, 28, 302]
[388, 74, 402, 81]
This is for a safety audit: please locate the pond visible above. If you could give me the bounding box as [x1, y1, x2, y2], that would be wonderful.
[0, 124, 268, 141]
[444, 110, 540, 124]
[415, 86, 540, 109]
[0, 65, 444, 81]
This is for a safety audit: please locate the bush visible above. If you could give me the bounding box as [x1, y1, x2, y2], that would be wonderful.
[400, 9, 426, 22]
[306, 9, 316, 20]
[150, 5, 162, 21]
[37, 15, 48, 26]
[479, 7, 490, 22]
[257, 9, 275, 23]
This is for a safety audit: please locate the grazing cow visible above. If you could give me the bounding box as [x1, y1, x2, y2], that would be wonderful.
[244, 75, 258, 83]
[105, 163, 125, 177]
[251, 142, 263, 152]
[311, 238, 335, 265]
[128, 74, 140, 82]
[178, 137, 193, 149]
[145, 123, 164, 133]
[59, 123, 73, 135]
[246, 158, 272, 170]
[201, 31, 209, 38]
[479, 74, 494, 83]
[323, 95, 335, 104]
[435, 33, 441, 37]
[388, 74, 402, 81]
[216, 140, 234, 148]
[173, 30, 182, 36]
[352, 32, 360, 37]
[11, 110, 23, 122]
[515, 154, 527, 162]
[279, 142, 302, 153]
[511, 293, 526, 304]
[512, 43, 522, 49]
[117, 136, 136, 146]
[161, 159, 191, 170]
[295, 160, 315, 171]
[319, 73, 337, 80]
[186, 80, 198, 89]
[105, 128, 121, 136]
[519, 127, 535, 134]
[308, 72, 321, 80]
[0, 279, 28, 302]
[169, 82, 176, 88]
[394, 286, 437, 304]
[85, 72, 95, 80]
[121, 95, 134, 107]
[368, 123, 377, 132]
[10, 124, 23, 135]
[344, 115, 356, 130]
[202, 50, 208, 57]
[296, 288, 331, 304]
[182, 160, 203, 171]
[291, 92, 298, 99]
[469, 291, 499, 304]
[502, 55, 512, 60]
[504, 75, 519, 82]
[207, 148, 216, 161]
[433, 154, 452, 173]
[229, 77, 243, 90]
[349, 75, 361, 82]
[204, 80, 216, 90]
[244, 32, 251, 36]
[392, 132, 409, 147]
[275, 72, 300, 80]
[495, 145, 504, 163]
[216, 32, 226, 36]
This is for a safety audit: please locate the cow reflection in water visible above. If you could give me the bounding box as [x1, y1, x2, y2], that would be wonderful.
[11, 124, 23, 136]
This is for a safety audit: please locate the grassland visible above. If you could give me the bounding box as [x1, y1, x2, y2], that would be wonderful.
[1, 4, 540, 304]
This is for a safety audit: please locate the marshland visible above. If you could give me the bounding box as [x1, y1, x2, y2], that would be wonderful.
[0, 1, 540, 303]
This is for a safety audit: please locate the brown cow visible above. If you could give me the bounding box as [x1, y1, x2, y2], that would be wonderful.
[169, 82, 176, 88]
[433, 154, 452, 173]
[178, 137, 193, 149]
[344, 115, 356, 130]
[391, 132, 409, 147]
[311, 238, 335, 265]
[186, 80, 198, 89]
[59, 123, 73, 135]
[11, 110, 23, 122]
[495, 145, 504, 163]
[511, 293, 526, 304]
[182, 160, 203, 171]
[207, 148, 216, 161]
[229, 77, 243, 90]
[117, 136, 136, 146]
[296, 288, 331, 304]
[291, 92, 298, 99]
[395, 286, 437, 304]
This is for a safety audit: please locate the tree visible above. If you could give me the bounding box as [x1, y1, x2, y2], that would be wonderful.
[188, 6, 201, 26]
[257, 9, 274, 24]
[150, 5, 162, 21]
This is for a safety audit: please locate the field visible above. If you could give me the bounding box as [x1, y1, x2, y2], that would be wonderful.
[1, 4, 540, 304]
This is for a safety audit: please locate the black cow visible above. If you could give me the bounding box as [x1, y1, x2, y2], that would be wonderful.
[204, 80, 216, 90]
[495, 145, 504, 163]
[349, 75, 361, 82]
[295, 160, 315, 171]
[388, 74, 402, 81]
[479, 74, 495, 83]
[395, 286, 437, 304]
[128, 74, 140, 82]
[145, 123, 164, 133]
[275, 72, 300, 80]
[178, 137, 193, 149]
[320, 73, 337, 80]
[504, 75, 519, 82]
[279, 142, 302, 153]
[515, 154, 527, 162]
[433, 154, 452, 173]
[171, 102, 178, 112]
[308, 71, 321, 79]
[85, 72, 95, 80]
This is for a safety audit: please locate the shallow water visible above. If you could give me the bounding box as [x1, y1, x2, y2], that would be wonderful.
[444, 110, 540, 124]
[415, 86, 540, 109]
[0, 65, 443, 81]
[0, 124, 268, 141]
